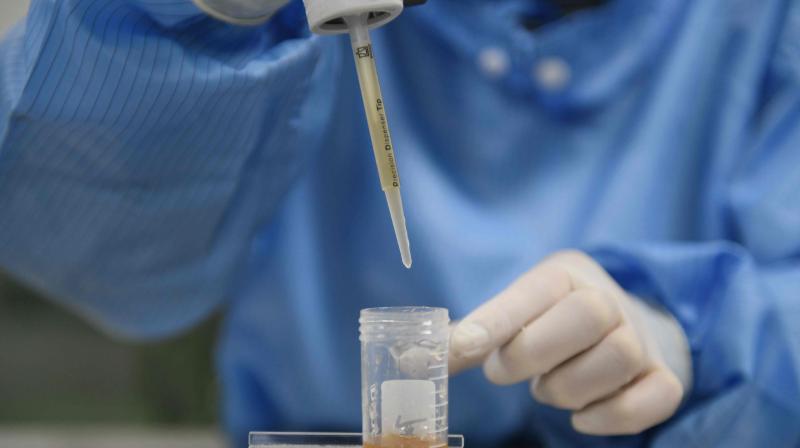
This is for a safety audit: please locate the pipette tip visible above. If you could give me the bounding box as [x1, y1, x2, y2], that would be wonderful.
[385, 189, 412, 270]
[401, 249, 412, 269]
[347, 25, 413, 271]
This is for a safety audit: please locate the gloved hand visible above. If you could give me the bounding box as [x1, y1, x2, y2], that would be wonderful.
[193, 0, 291, 25]
[449, 251, 692, 435]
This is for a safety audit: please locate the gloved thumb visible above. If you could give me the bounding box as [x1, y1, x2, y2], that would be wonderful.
[449, 321, 493, 374]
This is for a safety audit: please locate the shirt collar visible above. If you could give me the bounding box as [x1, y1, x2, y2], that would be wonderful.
[416, 0, 688, 115]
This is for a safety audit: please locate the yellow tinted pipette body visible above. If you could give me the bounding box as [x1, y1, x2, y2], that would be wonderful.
[345, 14, 412, 269]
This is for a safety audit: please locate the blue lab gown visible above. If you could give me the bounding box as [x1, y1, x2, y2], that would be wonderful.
[1, 0, 799, 446]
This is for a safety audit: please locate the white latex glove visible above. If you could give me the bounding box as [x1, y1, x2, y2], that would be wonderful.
[193, 0, 291, 25]
[450, 251, 692, 435]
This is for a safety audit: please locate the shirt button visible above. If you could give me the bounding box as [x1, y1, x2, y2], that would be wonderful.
[478, 47, 510, 79]
[533, 57, 571, 91]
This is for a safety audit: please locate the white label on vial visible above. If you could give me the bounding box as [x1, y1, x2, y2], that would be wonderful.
[381, 380, 436, 437]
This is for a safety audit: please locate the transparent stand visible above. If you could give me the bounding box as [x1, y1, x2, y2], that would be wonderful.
[248, 432, 465, 447]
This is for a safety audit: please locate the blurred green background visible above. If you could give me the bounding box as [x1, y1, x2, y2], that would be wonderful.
[0, 270, 221, 426]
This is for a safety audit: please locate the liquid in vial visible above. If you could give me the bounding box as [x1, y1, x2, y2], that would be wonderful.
[363, 434, 444, 448]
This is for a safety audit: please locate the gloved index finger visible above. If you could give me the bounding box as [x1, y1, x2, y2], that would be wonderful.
[449, 263, 574, 373]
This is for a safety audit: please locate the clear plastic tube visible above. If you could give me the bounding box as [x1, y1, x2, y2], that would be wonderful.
[359, 307, 450, 447]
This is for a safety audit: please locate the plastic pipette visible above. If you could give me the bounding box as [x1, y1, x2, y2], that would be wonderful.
[344, 14, 412, 269]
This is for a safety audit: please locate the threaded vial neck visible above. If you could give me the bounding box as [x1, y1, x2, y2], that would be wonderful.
[359, 307, 449, 341]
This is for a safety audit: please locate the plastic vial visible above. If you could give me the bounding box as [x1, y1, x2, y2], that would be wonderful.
[359, 307, 450, 448]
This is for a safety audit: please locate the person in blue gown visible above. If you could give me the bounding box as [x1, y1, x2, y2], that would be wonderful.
[0, 0, 798, 446]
